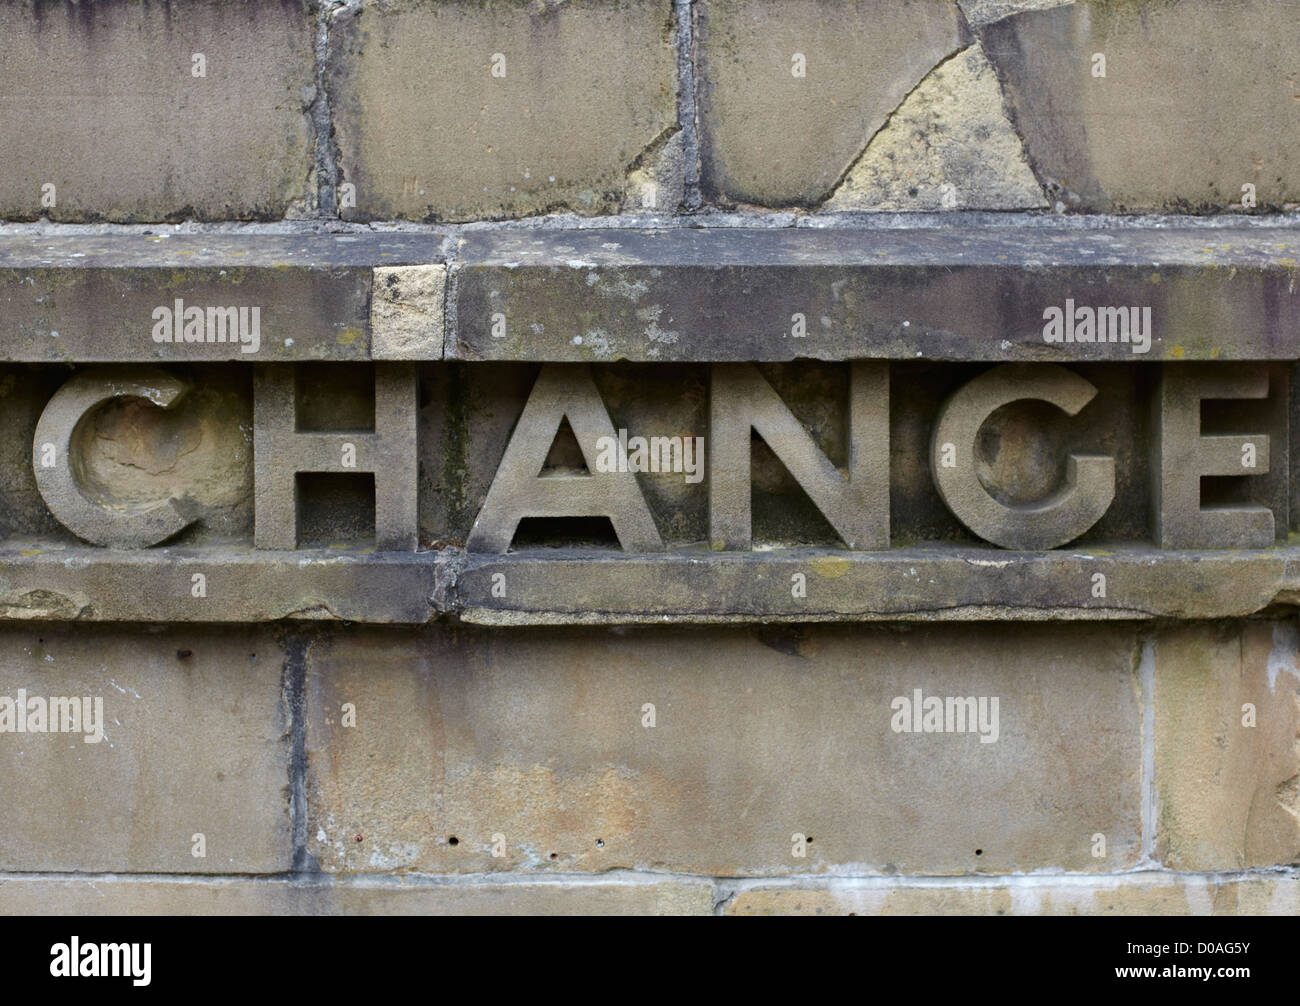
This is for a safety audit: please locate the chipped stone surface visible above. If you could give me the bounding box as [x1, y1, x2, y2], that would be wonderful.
[1154, 622, 1300, 871]
[623, 132, 686, 213]
[371, 265, 446, 360]
[327, 0, 678, 221]
[697, 0, 967, 206]
[0, 544, 1295, 624]
[0, 546, 447, 623]
[825, 46, 1047, 212]
[457, 548, 1300, 624]
[0, 0, 315, 221]
[981, 0, 1300, 211]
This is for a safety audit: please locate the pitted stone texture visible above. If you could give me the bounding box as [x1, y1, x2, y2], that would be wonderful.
[0, 876, 714, 916]
[825, 46, 1047, 212]
[1154, 621, 1300, 871]
[697, 0, 966, 207]
[0, 0, 315, 221]
[0, 626, 291, 873]
[370, 266, 446, 360]
[725, 874, 1300, 915]
[981, 0, 1300, 211]
[328, 0, 678, 222]
[305, 623, 1141, 876]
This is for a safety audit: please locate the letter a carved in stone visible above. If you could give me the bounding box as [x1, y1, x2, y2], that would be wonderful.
[468, 364, 663, 552]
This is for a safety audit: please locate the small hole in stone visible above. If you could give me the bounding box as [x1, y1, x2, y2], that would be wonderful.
[595, 838, 604, 848]
[448, 836, 459, 846]
[549, 852, 558, 860]
[177, 649, 193, 660]
[807, 836, 814, 843]
[975, 849, 983, 856]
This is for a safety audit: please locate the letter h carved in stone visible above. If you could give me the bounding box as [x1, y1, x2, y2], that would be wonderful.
[253, 364, 418, 550]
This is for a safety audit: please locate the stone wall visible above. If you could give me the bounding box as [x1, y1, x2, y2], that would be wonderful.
[0, 0, 1297, 916]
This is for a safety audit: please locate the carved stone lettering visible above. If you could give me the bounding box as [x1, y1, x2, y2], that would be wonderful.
[253, 363, 418, 550]
[33, 366, 199, 548]
[467, 364, 664, 553]
[1153, 364, 1276, 549]
[14, 359, 1297, 561]
[709, 362, 889, 551]
[929, 363, 1116, 550]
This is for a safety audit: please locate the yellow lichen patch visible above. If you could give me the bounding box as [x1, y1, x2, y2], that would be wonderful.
[811, 555, 851, 578]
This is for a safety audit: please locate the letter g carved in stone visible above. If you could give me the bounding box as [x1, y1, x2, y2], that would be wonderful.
[930, 363, 1115, 550]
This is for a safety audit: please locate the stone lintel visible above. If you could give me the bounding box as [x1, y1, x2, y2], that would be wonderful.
[0, 234, 446, 363]
[1, 226, 1297, 362]
[1, 544, 1296, 624]
[454, 226, 1300, 362]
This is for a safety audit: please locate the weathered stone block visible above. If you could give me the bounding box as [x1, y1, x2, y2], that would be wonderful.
[371, 266, 447, 360]
[980, 0, 1300, 211]
[0, 546, 448, 623]
[823, 44, 1047, 211]
[0, 626, 292, 873]
[0, 234, 446, 363]
[306, 623, 1142, 875]
[724, 874, 1300, 915]
[697, 0, 967, 206]
[1154, 621, 1300, 871]
[0, 0, 316, 221]
[457, 548, 1300, 625]
[452, 227, 1300, 362]
[0, 875, 715, 916]
[327, 0, 678, 221]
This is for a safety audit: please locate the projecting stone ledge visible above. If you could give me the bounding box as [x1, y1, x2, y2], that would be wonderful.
[456, 547, 1300, 624]
[0, 233, 447, 363]
[2, 544, 1298, 625]
[1, 224, 1297, 362]
[0, 545, 452, 624]
[453, 225, 1300, 362]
